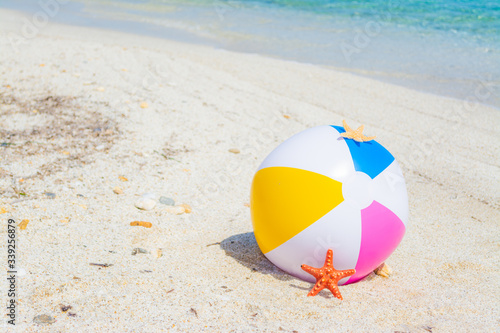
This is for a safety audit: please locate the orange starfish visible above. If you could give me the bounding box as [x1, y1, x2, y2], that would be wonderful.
[340, 119, 376, 142]
[301, 249, 356, 300]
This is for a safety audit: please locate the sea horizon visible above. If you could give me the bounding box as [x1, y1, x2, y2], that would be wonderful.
[2, 0, 499, 108]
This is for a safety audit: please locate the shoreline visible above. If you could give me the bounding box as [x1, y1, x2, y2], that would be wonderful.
[1, 7, 499, 332]
[2, 3, 499, 110]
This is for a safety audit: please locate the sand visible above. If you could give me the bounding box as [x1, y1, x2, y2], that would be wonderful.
[0, 7, 499, 332]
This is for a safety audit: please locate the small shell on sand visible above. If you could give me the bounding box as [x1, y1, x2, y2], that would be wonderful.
[131, 248, 149, 255]
[179, 204, 192, 213]
[113, 186, 123, 195]
[135, 193, 157, 210]
[165, 205, 186, 215]
[19, 219, 29, 230]
[33, 314, 55, 325]
[374, 263, 392, 277]
[228, 148, 240, 154]
[130, 221, 152, 228]
[140, 102, 149, 109]
[159, 196, 175, 206]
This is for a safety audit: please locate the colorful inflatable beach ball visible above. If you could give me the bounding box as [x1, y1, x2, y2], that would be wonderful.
[250, 124, 408, 285]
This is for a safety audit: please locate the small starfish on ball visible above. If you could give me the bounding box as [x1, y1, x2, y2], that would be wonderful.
[301, 249, 356, 300]
[340, 119, 376, 142]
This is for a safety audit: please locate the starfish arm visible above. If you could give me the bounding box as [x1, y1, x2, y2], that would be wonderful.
[338, 269, 356, 280]
[324, 249, 334, 266]
[301, 264, 322, 279]
[342, 119, 352, 132]
[326, 282, 343, 300]
[308, 280, 327, 296]
[354, 125, 364, 135]
[362, 135, 376, 142]
[342, 269, 356, 278]
[340, 132, 352, 139]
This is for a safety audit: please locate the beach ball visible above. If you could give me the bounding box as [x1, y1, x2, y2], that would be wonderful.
[250, 124, 408, 285]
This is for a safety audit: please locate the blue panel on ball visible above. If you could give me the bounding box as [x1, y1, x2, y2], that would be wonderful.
[331, 125, 394, 179]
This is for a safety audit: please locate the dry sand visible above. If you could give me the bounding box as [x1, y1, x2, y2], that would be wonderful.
[1, 8, 499, 332]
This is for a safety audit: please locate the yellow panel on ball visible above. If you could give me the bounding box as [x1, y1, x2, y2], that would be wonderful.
[251, 166, 344, 254]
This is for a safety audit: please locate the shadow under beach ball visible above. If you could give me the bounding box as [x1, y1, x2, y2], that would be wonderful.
[220, 232, 293, 281]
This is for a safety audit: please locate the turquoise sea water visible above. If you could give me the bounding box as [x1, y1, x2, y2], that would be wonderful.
[2, 0, 499, 107]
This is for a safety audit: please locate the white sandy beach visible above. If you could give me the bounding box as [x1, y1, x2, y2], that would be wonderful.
[0, 8, 499, 332]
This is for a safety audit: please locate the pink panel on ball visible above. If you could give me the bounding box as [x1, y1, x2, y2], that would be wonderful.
[346, 201, 405, 284]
